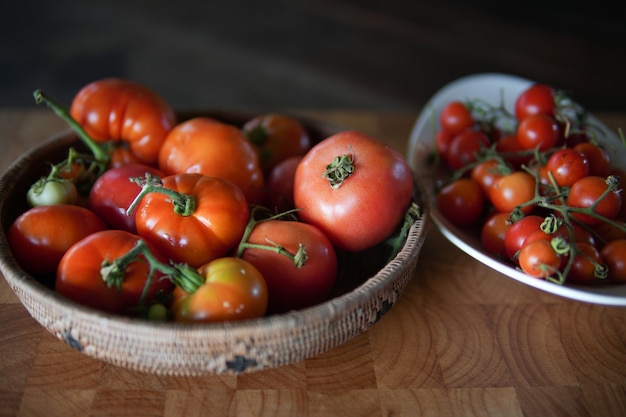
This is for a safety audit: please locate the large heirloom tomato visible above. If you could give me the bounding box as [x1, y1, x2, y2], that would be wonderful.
[133, 173, 250, 268]
[56, 230, 174, 315]
[8, 204, 108, 275]
[171, 257, 268, 322]
[69, 78, 176, 167]
[294, 131, 413, 252]
[158, 117, 265, 204]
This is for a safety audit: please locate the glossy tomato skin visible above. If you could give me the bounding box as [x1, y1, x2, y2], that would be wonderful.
[437, 178, 484, 227]
[8, 204, 108, 275]
[445, 129, 490, 171]
[514, 83, 555, 121]
[567, 176, 622, 225]
[516, 113, 560, 151]
[439, 100, 474, 136]
[158, 117, 265, 204]
[490, 171, 536, 214]
[171, 257, 268, 322]
[88, 163, 164, 233]
[239, 220, 338, 314]
[481, 211, 511, 259]
[293, 131, 413, 252]
[70, 78, 176, 166]
[503, 215, 544, 260]
[544, 148, 589, 187]
[135, 173, 250, 268]
[242, 113, 311, 174]
[56, 230, 174, 315]
[518, 239, 562, 278]
[600, 239, 626, 283]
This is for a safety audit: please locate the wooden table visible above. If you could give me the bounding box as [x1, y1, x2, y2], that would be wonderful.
[1, 109, 625, 417]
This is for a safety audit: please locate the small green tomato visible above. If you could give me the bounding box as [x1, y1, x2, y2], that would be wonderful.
[27, 178, 78, 207]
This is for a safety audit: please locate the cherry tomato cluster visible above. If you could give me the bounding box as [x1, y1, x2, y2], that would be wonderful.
[435, 83, 626, 285]
[8, 78, 418, 321]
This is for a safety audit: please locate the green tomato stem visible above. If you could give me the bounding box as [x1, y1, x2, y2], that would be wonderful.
[125, 173, 197, 217]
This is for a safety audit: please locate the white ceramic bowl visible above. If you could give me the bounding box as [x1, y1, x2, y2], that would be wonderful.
[408, 73, 626, 306]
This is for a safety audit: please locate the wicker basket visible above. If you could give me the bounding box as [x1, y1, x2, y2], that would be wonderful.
[0, 110, 429, 376]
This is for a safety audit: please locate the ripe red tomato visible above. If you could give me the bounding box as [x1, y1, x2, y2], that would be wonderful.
[134, 173, 250, 268]
[567, 176, 622, 225]
[573, 142, 611, 178]
[518, 239, 562, 278]
[517, 113, 560, 151]
[481, 212, 511, 258]
[171, 257, 268, 322]
[158, 117, 265, 204]
[437, 178, 484, 227]
[544, 148, 589, 187]
[503, 215, 544, 260]
[264, 156, 302, 213]
[494, 133, 533, 169]
[238, 219, 337, 314]
[439, 100, 474, 136]
[471, 159, 508, 197]
[514, 83, 555, 121]
[600, 239, 626, 283]
[88, 163, 165, 233]
[8, 204, 109, 275]
[490, 171, 536, 214]
[567, 242, 604, 284]
[293, 131, 413, 252]
[242, 113, 311, 174]
[445, 129, 490, 170]
[56, 230, 174, 315]
[69, 78, 176, 167]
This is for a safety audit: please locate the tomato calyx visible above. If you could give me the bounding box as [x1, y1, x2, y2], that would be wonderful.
[236, 206, 308, 268]
[100, 238, 205, 296]
[322, 150, 355, 189]
[126, 173, 197, 217]
[244, 125, 269, 146]
[384, 202, 421, 261]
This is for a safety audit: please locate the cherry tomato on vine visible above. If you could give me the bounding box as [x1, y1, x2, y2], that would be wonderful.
[158, 117, 265, 204]
[238, 218, 337, 314]
[514, 83, 555, 121]
[242, 113, 311, 174]
[445, 129, 490, 170]
[567, 242, 604, 285]
[293, 131, 413, 252]
[471, 159, 508, 196]
[494, 133, 532, 169]
[600, 239, 626, 283]
[544, 148, 589, 187]
[566, 176, 622, 225]
[490, 171, 536, 214]
[518, 239, 562, 278]
[481, 212, 511, 258]
[8, 204, 108, 275]
[517, 113, 560, 151]
[171, 257, 268, 322]
[437, 178, 484, 227]
[573, 142, 611, 178]
[439, 100, 474, 136]
[69, 78, 176, 167]
[88, 163, 165, 233]
[26, 179, 78, 207]
[503, 215, 544, 260]
[56, 230, 174, 315]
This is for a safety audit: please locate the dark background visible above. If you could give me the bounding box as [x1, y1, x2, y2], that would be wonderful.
[2, 0, 625, 112]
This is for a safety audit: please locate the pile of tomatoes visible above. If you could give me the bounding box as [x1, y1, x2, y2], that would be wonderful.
[7, 78, 418, 322]
[435, 83, 626, 285]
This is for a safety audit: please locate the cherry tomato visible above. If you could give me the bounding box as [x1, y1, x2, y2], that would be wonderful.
[517, 113, 560, 151]
[592, 220, 626, 247]
[134, 173, 250, 268]
[567, 242, 604, 285]
[69, 78, 176, 166]
[293, 131, 413, 252]
[544, 148, 589, 187]
[264, 156, 302, 213]
[158, 117, 265, 204]
[503, 215, 544, 260]
[439, 101, 474, 136]
[567, 176, 622, 225]
[238, 219, 337, 314]
[171, 257, 268, 322]
[471, 159, 508, 197]
[481, 212, 511, 258]
[490, 171, 536, 214]
[518, 239, 562, 278]
[242, 113, 311, 174]
[435, 129, 454, 160]
[573, 142, 611, 178]
[88, 163, 165, 233]
[56, 230, 174, 315]
[600, 239, 626, 283]
[8, 204, 108, 275]
[495, 133, 531, 169]
[26, 178, 78, 207]
[437, 178, 484, 227]
[445, 129, 490, 171]
[514, 83, 555, 121]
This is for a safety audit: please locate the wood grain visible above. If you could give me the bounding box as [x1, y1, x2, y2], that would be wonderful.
[1, 109, 625, 417]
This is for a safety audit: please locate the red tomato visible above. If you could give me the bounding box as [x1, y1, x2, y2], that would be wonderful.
[158, 117, 265, 204]
[517, 113, 560, 151]
[238, 219, 337, 314]
[495, 133, 531, 168]
[567, 176, 622, 225]
[69, 78, 176, 167]
[514, 83, 556, 121]
[490, 171, 536, 214]
[600, 239, 626, 283]
[264, 156, 302, 213]
[567, 242, 604, 285]
[573, 142, 611, 178]
[544, 148, 589, 188]
[88, 163, 165, 233]
[439, 101, 474, 136]
[437, 178, 484, 227]
[435, 129, 454, 160]
[171, 257, 268, 322]
[471, 159, 508, 197]
[56, 230, 174, 315]
[518, 239, 562, 278]
[134, 173, 250, 268]
[445, 129, 490, 171]
[481, 212, 511, 258]
[8, 205, 109, 275]
[293, 131, 413, 252]
[504, 215, 544, 260]
[242, 113, 311, 174]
